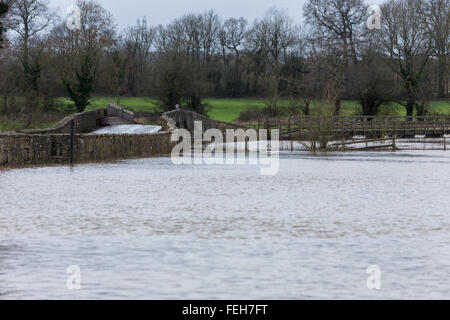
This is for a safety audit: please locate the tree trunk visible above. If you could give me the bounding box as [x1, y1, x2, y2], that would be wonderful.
[438, 55, 447, 98]
[406, 98, 415, 117]
[334, 99, 341, 116]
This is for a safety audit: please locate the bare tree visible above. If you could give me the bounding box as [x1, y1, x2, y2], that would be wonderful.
[304, 0, 365, 115]
[8, 0, 53, 92]
[422, 0, 450, 98]
[247, 8, 298, 115]
[153, 14, 210, 112]
[304, 0, 365, 66]
[50, 0, 116, 112]
[0, 0, 12, 50]
[123, 17, 155, 96]
[378, 0, 433, 116]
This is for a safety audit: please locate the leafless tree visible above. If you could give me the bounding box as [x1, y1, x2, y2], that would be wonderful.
[8, 0, 53, 92]
[50, 0, 116, 111]
[123, 17, 155, 96]
[247, 8, 298, 115]
[304, 0, 365, 115]
[378, 0, 433, 116]
[422, 0, 450, 98]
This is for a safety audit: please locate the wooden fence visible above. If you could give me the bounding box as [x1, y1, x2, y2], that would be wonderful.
[247, 115, 450, 140]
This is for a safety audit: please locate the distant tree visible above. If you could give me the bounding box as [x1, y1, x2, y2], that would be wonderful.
[8, 0, 53, 93]
[247, 8, 298, 116]
[304, 0, 365, 115]
[422, 0, 449, 98]
[104, 37, 130, 105]
[50, 0, 116, 112]
[216, 17, 248, 97]
[350, 31, 395, 116]
[152, 13, 215, 113]
[0, 1, 9, 50]
[123, 17, 155, 96]
[378, 0, 433, 116]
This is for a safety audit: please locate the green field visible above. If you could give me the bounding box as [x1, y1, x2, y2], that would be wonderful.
[56, 97, 160, 113]
[204, 99, 450, 122]
[0, 121, 57, 132]
[64, 97, 448, 122]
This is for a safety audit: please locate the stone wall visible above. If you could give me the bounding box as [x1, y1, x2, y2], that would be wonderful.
[0, 108, 242, 167]
[161, 109, 243, 134]
[107, 104, 135, 122]
[24, 108, 107, 135]
[0, 131, 175, 166]
[22, 104, 136, 135]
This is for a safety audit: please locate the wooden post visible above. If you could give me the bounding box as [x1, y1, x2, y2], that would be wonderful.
[352, 118, 356, 137]
[392, 135, 396, 151]
[288, 117, 293, 152]
[443, 117, 446, 137]
[245, 137, 249, 154]
[299, 117, 303, 141]
[384, 117, 388, 139]
[434, 117, 437, 135]
[444, 137, 447, 151]
[363, 117, 367, 138]
[414, 117, 417, 137]
[70, 119, 75, 163]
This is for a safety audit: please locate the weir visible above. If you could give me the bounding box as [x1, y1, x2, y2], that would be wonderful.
[1, 106, 449, 167]
[0, 106, 241, 166]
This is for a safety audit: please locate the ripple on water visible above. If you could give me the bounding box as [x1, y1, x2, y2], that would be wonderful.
[0, 151, 450, 299]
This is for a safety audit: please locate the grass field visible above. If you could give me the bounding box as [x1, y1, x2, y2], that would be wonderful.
[56, 97, 161, 113]
[0, 121, 57, 132]
[204, 99, 450, 122]
[67, 97, 449, 122]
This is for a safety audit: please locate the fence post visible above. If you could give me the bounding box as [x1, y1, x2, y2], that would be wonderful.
[288, 117, 293, 152]
[299, 116, 303, 141]
[363, 117, 367, 138]
[70, 119, 75, 163]
[444, 137, 447, 151]
[443, 117, 447, 137]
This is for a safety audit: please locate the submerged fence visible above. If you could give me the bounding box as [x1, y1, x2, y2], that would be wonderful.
[242, 115, 450, 151]
[247, 115, 450, 140]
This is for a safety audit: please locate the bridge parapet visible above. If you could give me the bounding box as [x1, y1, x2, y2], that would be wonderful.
[160, 109, 243, 134]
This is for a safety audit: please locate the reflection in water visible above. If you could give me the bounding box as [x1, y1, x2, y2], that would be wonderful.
[0, 151, 450, 299]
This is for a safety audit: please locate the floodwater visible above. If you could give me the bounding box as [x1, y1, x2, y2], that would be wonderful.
[91, 125, 162, 134]
[0, 151, 450, 299]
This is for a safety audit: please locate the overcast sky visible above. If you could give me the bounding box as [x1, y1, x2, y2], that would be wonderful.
[50, 0, 387, 30]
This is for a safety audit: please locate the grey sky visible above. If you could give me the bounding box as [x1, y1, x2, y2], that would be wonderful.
[50, 0, 386, 30]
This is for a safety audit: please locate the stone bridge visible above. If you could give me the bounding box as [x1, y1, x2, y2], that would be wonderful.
[160, 109, 242, 133]
[0, 106, 242, 166]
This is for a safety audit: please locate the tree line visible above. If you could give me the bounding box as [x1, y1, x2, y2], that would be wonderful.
[0, 0, 448, 121]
